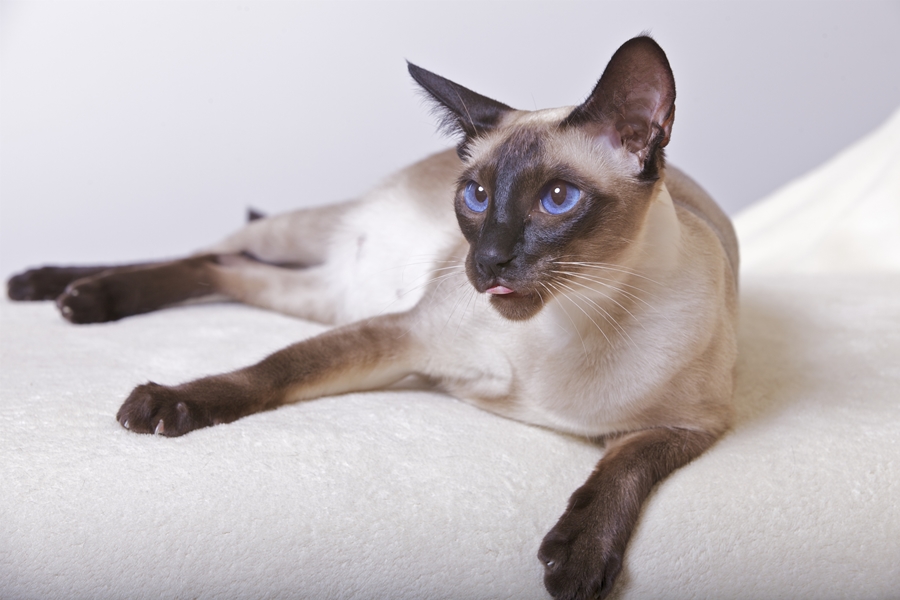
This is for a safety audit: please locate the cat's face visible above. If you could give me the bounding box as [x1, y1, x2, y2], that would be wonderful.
[454, 110, 657, 321]
[409, 35, 676, 321]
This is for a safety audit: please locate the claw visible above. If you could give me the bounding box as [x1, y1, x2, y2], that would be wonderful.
[154, 420, 165, 435]
[123, 420, 130, 429]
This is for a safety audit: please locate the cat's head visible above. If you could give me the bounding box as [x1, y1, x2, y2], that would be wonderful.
[410, 36, 675, 321]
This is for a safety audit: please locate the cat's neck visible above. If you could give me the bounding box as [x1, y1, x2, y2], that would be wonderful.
[627, 179, 683, 275]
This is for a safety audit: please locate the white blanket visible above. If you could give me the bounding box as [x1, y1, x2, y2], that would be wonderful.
[2, 109, 899, 599]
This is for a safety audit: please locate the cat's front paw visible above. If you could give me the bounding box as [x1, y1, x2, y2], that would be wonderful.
[538, 486, 627, 600]
[117, 382, 213, 436]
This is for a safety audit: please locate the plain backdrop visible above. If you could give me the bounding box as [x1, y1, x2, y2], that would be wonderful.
[2, 0, 899, 280]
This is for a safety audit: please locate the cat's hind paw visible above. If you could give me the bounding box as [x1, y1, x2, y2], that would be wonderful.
[56, 278, 120, 324]
[7, 266, 87, 301]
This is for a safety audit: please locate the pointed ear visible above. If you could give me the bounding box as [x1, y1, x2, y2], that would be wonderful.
[408, 62, 513, 155]
[563, 36, 676, 179]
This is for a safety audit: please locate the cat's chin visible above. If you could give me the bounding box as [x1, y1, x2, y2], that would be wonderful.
[488, 292, 545, 321]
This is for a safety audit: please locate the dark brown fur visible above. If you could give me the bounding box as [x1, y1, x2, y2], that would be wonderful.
[118, 313, 415, 435]
[539, 428, 717, 599]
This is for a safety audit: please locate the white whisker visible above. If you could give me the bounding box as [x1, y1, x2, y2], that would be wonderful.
[441, 279, 477, 337]
[550, 269, 662, 305]
[555, 260, 663, 287]
[547, 281, 613, 348]
[553, 276, 647, 331]
[552, 279, 636, 349]
[541, 281, 588, 356]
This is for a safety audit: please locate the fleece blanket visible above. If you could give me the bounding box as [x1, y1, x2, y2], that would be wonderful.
[2, 108, 899, 599]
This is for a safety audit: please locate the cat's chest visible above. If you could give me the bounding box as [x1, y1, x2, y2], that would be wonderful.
[426, 284, 707, 436]
[425, 302, 646, 435]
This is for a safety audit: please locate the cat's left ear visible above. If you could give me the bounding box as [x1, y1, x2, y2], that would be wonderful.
[408, 62, 513, 157]
[564, 36, 676, 180]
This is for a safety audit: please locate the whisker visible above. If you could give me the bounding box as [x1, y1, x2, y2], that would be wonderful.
[552, 279, 636, 348]
[547, 281, 613, 348]
[541, 281, 588, 356]
[557, 276, 647, 331]
[397, 268, 466, 301]
[556, 271, 673, 326]
[365, 267, 467, 325]
[454, 284, 480, 339]
[379, 256, 463, 275]
[441, 279, 478, 337]
[550, 269, 662, 306]
[554, 260, 663, 286]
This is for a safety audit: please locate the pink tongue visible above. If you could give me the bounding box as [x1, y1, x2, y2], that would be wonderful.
[486, 285, 514, 295]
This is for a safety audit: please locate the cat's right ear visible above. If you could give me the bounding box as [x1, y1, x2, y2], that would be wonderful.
[408, 62, 512, 157]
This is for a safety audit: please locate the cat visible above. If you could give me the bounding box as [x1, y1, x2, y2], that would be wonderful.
[7, 36, 738, 600]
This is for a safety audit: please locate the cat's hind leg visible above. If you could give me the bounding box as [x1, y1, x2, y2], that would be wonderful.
[55, 255, 223, 324]
[52, 253, 347, 324]
[7, 264, 151, 301]
[204, 201, 359, 267]
[11, 200, 361, 323]
[205, 254, 342, 323]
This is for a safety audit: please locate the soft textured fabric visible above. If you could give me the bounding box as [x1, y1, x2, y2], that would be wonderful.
[736, 107, 900, 273]
[2, 108, 899, 599]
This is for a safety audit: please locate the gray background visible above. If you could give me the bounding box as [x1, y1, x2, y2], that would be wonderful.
[2, 0, 899, 280]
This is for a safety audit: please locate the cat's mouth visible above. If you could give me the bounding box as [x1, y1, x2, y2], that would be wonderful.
[482, 282, 544, 321]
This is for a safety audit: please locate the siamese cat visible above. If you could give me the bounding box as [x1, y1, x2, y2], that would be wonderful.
[7, 36, 738, 600]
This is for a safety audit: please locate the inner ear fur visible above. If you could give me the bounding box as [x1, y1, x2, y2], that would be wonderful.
[407, 61, 513, 157]
[563, 35, 676, 180]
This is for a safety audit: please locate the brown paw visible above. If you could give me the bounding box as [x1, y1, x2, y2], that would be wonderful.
[7, 266, 104, 301]
[538, 486, 626, 600]
[57, 278, 120, 324]
[117, 382, 213, 436]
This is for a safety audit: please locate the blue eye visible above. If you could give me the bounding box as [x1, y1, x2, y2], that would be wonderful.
[464, 181, 489, 213]
[540, 181, 581, 214]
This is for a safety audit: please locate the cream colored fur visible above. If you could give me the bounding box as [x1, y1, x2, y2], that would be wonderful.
[205, 141, 737, 438]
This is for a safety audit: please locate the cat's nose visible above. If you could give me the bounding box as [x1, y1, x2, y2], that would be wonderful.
[475, 248, 515, 278]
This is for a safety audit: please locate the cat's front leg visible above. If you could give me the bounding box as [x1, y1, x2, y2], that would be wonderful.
[538, 427, 718, 600]
[117, 314, 418, 436]
[118, 379, 255, 436]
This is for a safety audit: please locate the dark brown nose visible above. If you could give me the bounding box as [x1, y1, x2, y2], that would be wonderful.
[475, 247, 515, 279]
